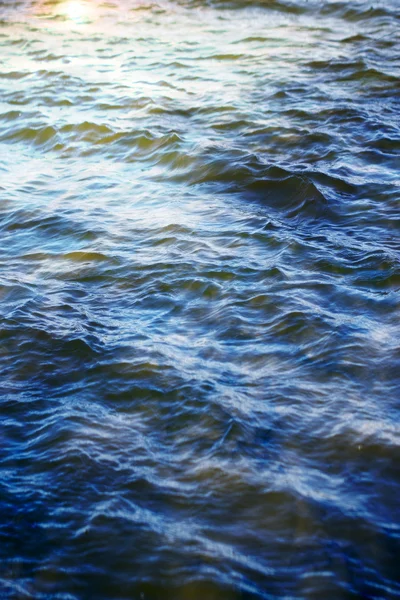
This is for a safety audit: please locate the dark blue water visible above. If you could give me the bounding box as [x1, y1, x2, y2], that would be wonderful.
[1, 0, 399, 598]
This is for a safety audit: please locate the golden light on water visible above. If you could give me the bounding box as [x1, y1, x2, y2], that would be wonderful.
[60, 0, 92, 23]
[30, 0, 95, 24]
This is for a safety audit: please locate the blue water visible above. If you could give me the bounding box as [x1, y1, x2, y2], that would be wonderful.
[0, 0, 399, 598]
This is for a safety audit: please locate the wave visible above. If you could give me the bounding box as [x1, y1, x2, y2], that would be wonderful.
[173, 150, 335, 220]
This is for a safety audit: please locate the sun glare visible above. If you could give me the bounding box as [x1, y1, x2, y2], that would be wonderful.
[61, 0, 91, 24]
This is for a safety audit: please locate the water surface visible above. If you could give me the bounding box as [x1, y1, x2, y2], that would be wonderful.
[0, 0, 399, 598]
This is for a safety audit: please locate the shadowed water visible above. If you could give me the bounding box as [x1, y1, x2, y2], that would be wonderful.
[0, 0, 399, 598]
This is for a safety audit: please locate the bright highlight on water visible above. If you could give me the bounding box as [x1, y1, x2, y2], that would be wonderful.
[59, 1, 91, 23]
[0, 0, 399, 598]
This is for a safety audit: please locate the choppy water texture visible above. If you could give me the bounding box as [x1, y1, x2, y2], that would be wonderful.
[1, 0, 400, 597]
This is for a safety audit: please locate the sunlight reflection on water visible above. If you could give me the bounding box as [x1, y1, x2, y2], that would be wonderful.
[61, 0, 92, 23]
